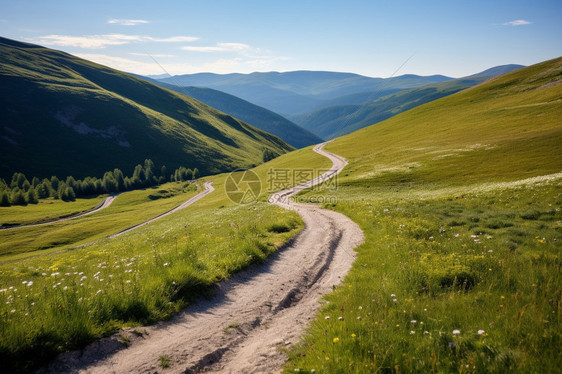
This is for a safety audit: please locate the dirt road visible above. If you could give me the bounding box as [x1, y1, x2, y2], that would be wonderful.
[107, 181, 214, 238]
[42, 143, 364, 374]
[1, 194, 119, 230]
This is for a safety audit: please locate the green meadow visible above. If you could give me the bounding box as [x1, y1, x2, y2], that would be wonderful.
[284, 58, 561, 373]
[0, 145, 330, 373]
[0, 196, 106, 227]
[0, 181, 198, 258]
[0, 51, 559, 374]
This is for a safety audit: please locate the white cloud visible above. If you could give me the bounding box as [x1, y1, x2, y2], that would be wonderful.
[31, 34, 199, 49]
[502, 19, 532, 26]
[75, 53, 170, 74]
[32, 34, 137, 49]
[74, 53, 209, 75]
[108, 18, 149, 26]
[73, 53, 289, 76]
[181, 42, 251, 53]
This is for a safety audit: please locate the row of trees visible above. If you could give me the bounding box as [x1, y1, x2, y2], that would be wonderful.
[0, 160, 199, 207]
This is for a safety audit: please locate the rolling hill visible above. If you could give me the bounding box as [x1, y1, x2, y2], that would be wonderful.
[292, 64, 524, 139]
[327, 57, 561, 185]
[287, 57, 562, 373]
[157, 71, 452, 115]
[0, 37, 293, 180]
[140, 79, 322, 148]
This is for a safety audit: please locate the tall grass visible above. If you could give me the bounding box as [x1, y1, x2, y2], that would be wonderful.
[285, 178, 560, 373]
[0, 202, 302, 373]
[0, 144, 332, 373]
[0, 182, 198, 257]
[285, 59, 561, 373]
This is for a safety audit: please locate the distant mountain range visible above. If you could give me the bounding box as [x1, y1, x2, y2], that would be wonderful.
[139, 77, 322, 148]
[0, 37, 292, 180]
[291, 65, 524, 139]
[156, 65, 523, 141]
[156, 71, 453, 115]
[328, 57, 561, 185]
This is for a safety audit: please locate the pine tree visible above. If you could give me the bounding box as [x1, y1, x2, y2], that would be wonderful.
[113, 169, 125, 191]
[133, 164, 144, 181]
[66, 176, 77, 191]
[49, 176, 60, 192]
[185, 168, 193, 181]
[36, 182, 50, 199]
[102, 172, 118, 193]
[57, 182, 67, 200]
[26, 188, 38, 204]
[41, 178, 52, 192]
[123, 176, 132, 190]
[94, 179, 103, 194]
[0, 190, 10, 206]
[10, 189, 27, 206]
[81, 177, 96, 196]
[144, 167, 155, 186]
[66, 186, 76, 201]
[11, 172, 29, 189]
[192, 168, 199, 180]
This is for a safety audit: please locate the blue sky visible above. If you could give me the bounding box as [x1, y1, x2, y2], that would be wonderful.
[1, 0, 560, 77]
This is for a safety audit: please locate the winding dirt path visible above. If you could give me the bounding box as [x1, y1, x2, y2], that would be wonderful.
[1, 194, 119, 230]
[107, 181, 214, 239]
[41, 143, 364, 374]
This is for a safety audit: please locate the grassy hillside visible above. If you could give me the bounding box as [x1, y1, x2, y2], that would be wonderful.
[158, 71, 452, 115]
[0, 37, 293, 180]
[327, 58, 561, 185]
[0, 141, 332, 373]
[142, 80, 323, 148]
[285, 57, 561, 372]
[293, 65, 524, 139]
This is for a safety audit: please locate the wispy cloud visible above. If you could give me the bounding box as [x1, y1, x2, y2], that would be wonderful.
[75, 53, 160, 73]
[108, 18, 149, 26]
[181, 42, 251, 53]
[502, 19, 532, 26]
[31, 34, 198, 49]
[75, 53, 204, 75]
[33, 34, 137, 48]
[75, 53, 290, 76]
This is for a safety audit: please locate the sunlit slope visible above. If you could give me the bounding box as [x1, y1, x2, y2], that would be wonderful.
[0, 37, 292, 180]
[326, 57, 562, 186]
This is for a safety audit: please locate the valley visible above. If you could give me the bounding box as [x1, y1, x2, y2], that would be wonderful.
[0, 8, 560, 372]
